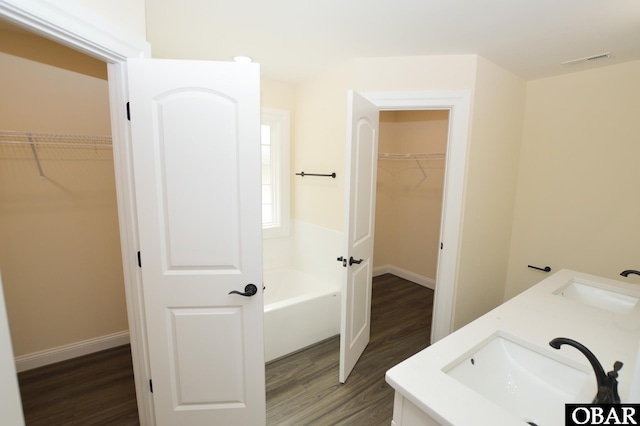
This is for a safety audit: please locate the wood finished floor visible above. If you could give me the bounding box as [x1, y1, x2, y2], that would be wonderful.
[266, 274, 433, 426]
[18, 274, 433, 425]
[18, 344, 139, 425]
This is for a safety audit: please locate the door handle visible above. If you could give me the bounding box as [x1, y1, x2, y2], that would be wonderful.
[229, 284, 258, 297]
[349, 256, 364, 266]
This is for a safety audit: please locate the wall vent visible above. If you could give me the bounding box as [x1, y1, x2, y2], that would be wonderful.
[561, 52, 611, 66]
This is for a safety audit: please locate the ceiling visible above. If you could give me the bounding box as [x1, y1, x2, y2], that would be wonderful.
[1, 1, 638, 83]
[146, 0, 640, 83]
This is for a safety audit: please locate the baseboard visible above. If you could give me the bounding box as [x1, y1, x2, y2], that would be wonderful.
[373, 264, 435, 290]
[15, 330, 130, 372]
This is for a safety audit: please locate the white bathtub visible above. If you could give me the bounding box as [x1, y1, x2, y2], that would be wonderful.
[263, 268, 340, 362]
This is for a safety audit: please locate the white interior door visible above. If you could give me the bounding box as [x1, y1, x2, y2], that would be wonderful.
[127, 58, 265, 426]
[339, 91, 379, 383]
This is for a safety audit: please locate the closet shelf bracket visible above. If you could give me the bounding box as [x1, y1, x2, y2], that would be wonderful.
[28, 134, 46, 181]
[0, 130, 113, 181]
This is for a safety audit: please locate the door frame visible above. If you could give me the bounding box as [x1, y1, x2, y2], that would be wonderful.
[360, 91, 471, 343]
[0, 0, 153, 423]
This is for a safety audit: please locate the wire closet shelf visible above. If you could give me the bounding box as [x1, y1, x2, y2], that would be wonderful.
[0, 130, 112, 149]
[0, 130, 113, 181]
[377, 152, 445, 160]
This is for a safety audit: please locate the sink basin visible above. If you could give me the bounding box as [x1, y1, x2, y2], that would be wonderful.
[444, 333, 590, 425]
[554, 279, 639, 314]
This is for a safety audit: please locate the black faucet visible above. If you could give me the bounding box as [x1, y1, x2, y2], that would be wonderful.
[620, 270, 640, 277]
[549, 337, 623, 404]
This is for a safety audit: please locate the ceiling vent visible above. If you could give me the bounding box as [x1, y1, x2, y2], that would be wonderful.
[561, 52, 611, 66]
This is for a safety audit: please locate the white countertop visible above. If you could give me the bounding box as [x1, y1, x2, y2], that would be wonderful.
[385, 269, 640, 425]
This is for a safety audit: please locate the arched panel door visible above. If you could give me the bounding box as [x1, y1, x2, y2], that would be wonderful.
[127, 58, 265, 425]
[340, 91, 379, 383]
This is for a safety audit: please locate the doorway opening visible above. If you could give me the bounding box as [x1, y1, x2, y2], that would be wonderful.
[361, 91, 471, 345]
[340, 89, 470, 382]
[0, 19, 138, 423]
[373, 110, 449, 297]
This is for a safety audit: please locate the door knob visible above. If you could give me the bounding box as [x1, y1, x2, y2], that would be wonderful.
[349, 256, 364, 266]
[229, 284, 258, 297]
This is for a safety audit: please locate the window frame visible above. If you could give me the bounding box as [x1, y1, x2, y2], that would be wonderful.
[261, 108, 290, 239]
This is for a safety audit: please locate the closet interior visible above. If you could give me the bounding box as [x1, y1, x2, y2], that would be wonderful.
[0, 23, 129, 373]
[373, 110, 450, 289]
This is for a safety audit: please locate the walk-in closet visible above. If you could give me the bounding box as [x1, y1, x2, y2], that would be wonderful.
[373, 110, 450, 289]
[0, 21, 129, 382]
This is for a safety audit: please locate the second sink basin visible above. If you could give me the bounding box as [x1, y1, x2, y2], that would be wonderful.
[554, 279, 639, 314]
[444, 333, 590, 425]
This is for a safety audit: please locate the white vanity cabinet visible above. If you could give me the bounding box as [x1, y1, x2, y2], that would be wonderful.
[391, 392, 441, 426]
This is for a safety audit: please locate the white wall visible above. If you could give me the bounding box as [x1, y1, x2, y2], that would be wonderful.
[263, 220, 342, 285]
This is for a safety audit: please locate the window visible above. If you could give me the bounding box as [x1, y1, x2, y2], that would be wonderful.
[261, 108, 290, 238]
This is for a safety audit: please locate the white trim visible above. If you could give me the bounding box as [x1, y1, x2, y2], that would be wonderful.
[261, 108, 291, 239]
[0, 1, 153, 424]
[373, 265, 436, 290]
[15, 331, 130, 372]
[0, 0, 149, 61]
[0, 274, 24, 425]
[362, 90, 471, 344]
[108, 63, 155, 425]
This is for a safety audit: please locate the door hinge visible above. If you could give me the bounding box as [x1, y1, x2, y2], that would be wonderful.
[149, 379, 153, 393]
[440, 242, 443, 250]
[137, 251, 142, 268]
[126, 102, 131, 121]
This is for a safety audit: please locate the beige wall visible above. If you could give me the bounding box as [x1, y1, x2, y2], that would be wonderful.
[374, 111, 448, 281]
[294, 55, 527, 330]
[0, 27, 107, 80]
[261, 77, 295, 110]
[293, 55, 477, 232]
[452, 57, 526, 328]
[0, 31, 110, 132]
[0, 30, 127, 356]
[505, 60, 640, 298]
[292, 60, 354, 231]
